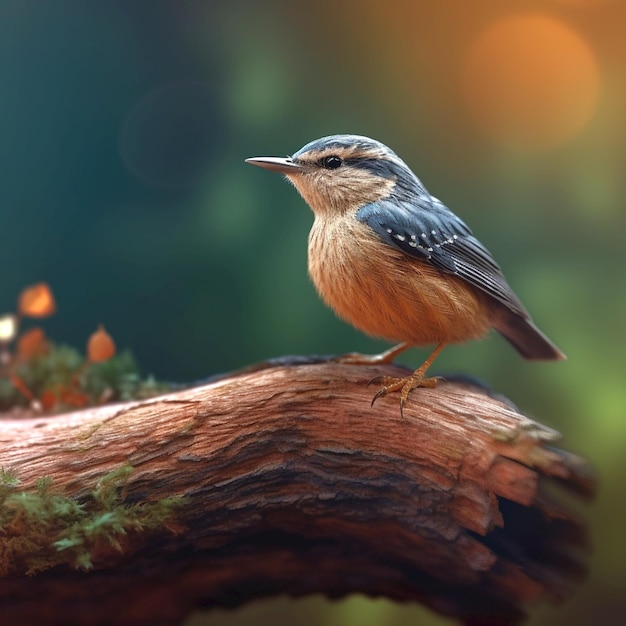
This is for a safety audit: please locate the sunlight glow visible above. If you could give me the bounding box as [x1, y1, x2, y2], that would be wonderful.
[462, 14, 601, 151]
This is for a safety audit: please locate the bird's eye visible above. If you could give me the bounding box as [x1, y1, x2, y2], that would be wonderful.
[321, 155, 343, 170]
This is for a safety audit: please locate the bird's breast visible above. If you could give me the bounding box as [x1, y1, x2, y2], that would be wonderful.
[307, 215, 492, 345]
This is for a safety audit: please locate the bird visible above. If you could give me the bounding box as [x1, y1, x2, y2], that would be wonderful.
[246, 134, 565, 414]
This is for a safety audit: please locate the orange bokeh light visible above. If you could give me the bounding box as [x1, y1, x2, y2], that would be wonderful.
[553, 0, 615, 6]
[462, 13, 601, 151]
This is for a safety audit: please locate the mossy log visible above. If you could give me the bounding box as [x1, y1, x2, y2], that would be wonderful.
[0, 358, 594, 626]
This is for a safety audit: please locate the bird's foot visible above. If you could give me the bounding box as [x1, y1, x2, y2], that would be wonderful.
[369, 371, 440, 416]
[333, 342, 410, 366]
[368, 343, 446, 416]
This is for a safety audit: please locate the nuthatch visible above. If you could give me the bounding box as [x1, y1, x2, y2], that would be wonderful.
[246, 135, 565, 413]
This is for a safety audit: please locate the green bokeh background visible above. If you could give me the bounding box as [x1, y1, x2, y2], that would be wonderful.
[1, 1, 624, 624]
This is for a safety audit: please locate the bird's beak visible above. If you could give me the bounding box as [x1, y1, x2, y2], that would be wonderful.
[245, 156, 303, 174]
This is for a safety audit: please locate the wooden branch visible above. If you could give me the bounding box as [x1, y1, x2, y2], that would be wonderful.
[0, 359, 594, 626]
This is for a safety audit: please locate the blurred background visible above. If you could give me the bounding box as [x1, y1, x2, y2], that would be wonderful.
[1, 0, 624, 624]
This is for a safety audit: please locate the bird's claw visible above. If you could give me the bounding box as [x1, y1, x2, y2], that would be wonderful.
[368, 375, 401, 408]
[370, 385, 388, 407]
[369, 373, 441, 415]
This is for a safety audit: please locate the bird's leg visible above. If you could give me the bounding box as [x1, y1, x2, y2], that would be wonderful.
[334, 342, 411, 365]
[370, 343, 446, 416]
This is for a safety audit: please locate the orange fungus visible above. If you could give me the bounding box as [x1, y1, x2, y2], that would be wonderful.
[17, 327, 48, 359]
[18, 283, 57, 318]
[87, 325, 116, 363]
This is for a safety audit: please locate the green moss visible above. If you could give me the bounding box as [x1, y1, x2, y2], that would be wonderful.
[0, 465, 185, 576]
[0, 344, 172, 411]
[78, 351, 171, 403]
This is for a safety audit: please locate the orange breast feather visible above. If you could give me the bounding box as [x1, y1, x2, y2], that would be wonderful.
[307, 215, 492, 346]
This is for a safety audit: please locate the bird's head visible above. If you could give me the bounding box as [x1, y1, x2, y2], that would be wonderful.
[246, 134, 424, 216]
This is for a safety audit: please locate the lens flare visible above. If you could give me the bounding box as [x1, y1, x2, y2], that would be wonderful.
[462, 14, 601, 151]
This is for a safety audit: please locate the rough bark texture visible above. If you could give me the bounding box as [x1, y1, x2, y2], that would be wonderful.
[0, 358, 594, 626]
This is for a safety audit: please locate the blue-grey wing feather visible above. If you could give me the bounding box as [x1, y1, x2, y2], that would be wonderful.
[356, 196, 529, 318]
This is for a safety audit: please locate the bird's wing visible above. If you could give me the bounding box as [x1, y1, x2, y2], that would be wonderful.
[356, 196, 529, 318]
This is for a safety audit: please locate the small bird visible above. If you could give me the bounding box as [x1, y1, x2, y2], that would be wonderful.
[246, 135, 564, 413]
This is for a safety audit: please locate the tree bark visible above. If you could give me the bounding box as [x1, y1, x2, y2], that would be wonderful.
[0, 358, 594, 626]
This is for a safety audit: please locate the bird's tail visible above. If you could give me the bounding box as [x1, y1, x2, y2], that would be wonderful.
[494, 313, 566, 361]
